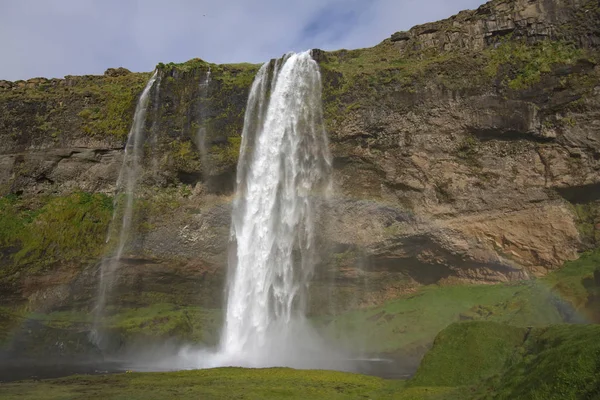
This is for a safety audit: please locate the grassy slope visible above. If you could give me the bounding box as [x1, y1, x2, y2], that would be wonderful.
[320, 249, 600, 355]
[410, 322, 527, 387]
[489, 324, 600, 399]
[410, 322, 600, 399]
[319, 280, 560, 355]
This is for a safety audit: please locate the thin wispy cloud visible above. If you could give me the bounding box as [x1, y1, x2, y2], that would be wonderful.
[0, 0, 487, 81]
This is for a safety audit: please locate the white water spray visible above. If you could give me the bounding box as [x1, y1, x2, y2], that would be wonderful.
[91, 70, 159, 345]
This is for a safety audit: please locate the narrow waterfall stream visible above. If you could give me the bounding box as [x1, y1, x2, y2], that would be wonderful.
[91, 70, 160, 346]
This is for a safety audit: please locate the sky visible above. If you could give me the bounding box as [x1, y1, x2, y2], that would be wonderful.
[0, 0, 487, 81]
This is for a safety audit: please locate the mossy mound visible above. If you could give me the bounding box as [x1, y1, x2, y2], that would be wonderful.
[489, 324, 600, 399]
[410, 322, 527, 387]
[407, 322, 600, 399]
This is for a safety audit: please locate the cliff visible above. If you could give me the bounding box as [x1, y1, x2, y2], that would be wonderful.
[0, 0, 599, 330]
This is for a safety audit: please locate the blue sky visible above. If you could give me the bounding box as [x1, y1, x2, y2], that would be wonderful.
[0, 0, 487, 81]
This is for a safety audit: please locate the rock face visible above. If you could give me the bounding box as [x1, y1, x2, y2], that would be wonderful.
[0, 0, 599, 315]
[390, 0, 600, 51]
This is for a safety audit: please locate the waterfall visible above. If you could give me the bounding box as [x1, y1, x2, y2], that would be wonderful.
[91, 70, 160, 346]
[128, 53, 352, 372]
[195, 68, 212, 177]
[216, 51, 336, 367]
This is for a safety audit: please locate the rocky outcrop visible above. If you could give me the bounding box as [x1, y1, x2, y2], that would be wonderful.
[390, 0, 600, 53]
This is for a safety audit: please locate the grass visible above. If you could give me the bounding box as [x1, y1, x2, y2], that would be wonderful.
[1, 303, 222, 354]
[488, 324, 600, 399]
[318, 280, 562, 355]
[1, 72, 150, 141]
[543, 249, 600, 313]
[0, 368, 404, 400]
[2, 323, 599, 399]
[410, 322, 527, 387]
[320, 248, 600, 355]
[405, 322, 600, 399]
[0, 193, 113, 277]
[484, 39, 584, 90]
[25, 303, 220, 344]
[78, 73, 151, 139]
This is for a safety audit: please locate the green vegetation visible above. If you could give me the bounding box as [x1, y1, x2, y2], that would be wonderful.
[169, 139, 202, 172]
[0, 368, 405, 400]
[0, 72, 150, 141]
[3, 323, 599, 399]
[319, 279, 562, 355]
[318, 42, 488, 127]
[212, 62, 261, 90]
[456, 135, 481, 167]
[159, 58, 209, 73]
[210, 135, 242, 167]
[489, 324, 600, 399]
[320, 249, 600, 356]
[0, 193, 113, 276]
[411, 322, 527, 387]
[318, 35, 597, 130]
[25, 303, 222, 346]
[485, 40, 584, 90]
[571, 201, 600, 248]
[78, 73, 150, 139]
[406, 322, 600, 399]
[544, 249, 600, 314]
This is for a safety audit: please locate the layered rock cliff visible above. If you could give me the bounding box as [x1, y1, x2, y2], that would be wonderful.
[0, 0, 599, 320]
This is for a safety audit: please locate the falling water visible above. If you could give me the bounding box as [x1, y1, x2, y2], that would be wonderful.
[91, 70, 160, 346]
[149, 73, 163, 177]
[215, 51, 337, 367]
[195, 68, 212, 177]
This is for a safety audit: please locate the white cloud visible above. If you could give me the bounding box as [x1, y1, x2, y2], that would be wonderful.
[0, 0, 487, 81]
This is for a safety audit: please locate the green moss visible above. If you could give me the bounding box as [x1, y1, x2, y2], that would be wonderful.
[169, 139, 201, 172]
[0, 193, 113, 277]
[104, 304, 221, 345]
[485, 40, 585, 90]
[78, 73, 151, 139]
[411, 322, 527, 387]
[405, 322, 600, 399]
[488, 324, 600, 399]
[210, 135, 242, 167]
[214, 63, 261, 90]
[162, 58, 209, 73]
[571, 202, 600, 247]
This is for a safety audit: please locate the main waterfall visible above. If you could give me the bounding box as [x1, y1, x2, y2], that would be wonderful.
[219, 51, 333, 366]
